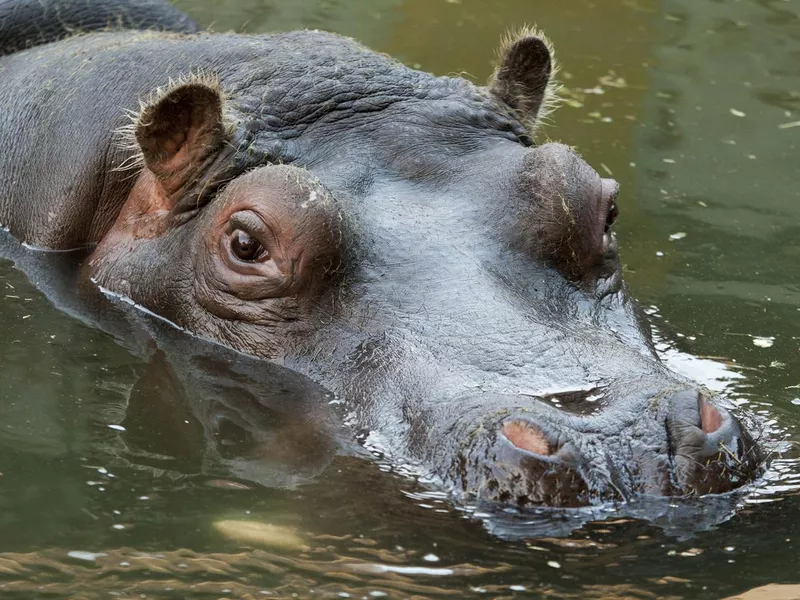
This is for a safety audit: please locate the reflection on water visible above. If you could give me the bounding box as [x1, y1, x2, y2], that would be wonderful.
[107, 323, 351, 490]
[1, 0, 799, 597]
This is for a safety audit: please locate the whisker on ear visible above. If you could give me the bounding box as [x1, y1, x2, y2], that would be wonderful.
[110, 154, 145, 175]
[111, 117, 145, 173]
[194, 173, 239, 211]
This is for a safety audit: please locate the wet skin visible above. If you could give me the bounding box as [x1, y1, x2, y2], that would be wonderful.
[0, 3, 761, 507]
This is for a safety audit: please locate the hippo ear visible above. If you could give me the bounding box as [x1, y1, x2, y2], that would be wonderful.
[133, 77, 227, 192]
[489, 29, 556, 130]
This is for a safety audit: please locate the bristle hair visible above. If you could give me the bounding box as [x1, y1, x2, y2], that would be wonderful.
[112, 70, 228, 173]
[494, 25, 563, 137]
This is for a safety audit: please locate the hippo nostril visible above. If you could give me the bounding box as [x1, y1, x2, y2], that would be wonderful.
[699, 397, 723, 434]
[502, 421, 552, 456]
[490, 418, 593, 507]
[663, 390, 761, 495]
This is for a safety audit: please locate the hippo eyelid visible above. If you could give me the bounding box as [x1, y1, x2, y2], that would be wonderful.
[601, 179, 620, 202]
[226, 210, 278, 252]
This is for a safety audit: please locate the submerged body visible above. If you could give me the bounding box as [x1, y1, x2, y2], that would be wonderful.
[0, 2, 761, 507]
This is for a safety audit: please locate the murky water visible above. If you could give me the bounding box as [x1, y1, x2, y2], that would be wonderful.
[1, 0, 799, 597]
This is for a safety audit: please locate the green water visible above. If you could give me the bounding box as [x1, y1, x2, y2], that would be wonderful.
[1, 0, 799, 597]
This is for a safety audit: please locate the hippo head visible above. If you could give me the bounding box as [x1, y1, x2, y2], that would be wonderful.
[87, 30, 760, 508]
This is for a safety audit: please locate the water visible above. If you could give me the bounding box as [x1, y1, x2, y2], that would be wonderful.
[1, 0, 799, 597]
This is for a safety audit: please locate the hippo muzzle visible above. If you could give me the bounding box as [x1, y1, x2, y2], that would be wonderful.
[438, 388, 759, 508]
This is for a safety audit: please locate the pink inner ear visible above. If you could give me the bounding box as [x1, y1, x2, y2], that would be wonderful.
[502, 421, 551, 455]
[162, 129, 187, 156]
[700, 399, 723, 434]
[135, 82, 224, 189]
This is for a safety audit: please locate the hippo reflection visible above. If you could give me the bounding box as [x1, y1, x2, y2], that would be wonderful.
[0, 0, 760, 507]
[116, 327, 350, 489]
[0, 233, 354, 492]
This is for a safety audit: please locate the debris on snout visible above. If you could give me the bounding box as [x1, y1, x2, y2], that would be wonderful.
[213, 519, 307, 552]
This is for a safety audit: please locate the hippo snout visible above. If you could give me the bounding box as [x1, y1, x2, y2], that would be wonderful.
[458, 390, 760, 508]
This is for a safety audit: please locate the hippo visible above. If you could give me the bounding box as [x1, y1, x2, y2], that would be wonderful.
[0, 0, 198, 55]
[0, 0, 761, 509]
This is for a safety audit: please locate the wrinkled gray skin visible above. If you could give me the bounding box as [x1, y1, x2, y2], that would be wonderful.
[0, 0, 760, 508]
[0, 0, 198, 55]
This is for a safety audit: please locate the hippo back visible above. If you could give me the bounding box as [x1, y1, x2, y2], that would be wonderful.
[0, 0, 198, 56]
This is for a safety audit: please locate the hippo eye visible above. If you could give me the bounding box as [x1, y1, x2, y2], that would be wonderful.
[605, 200, 618, 233]
[230, 229, 268, 262]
